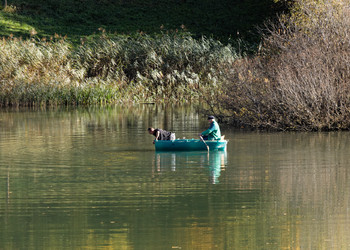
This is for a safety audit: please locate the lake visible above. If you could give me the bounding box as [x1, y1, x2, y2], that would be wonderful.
[1, 105, 350, 249]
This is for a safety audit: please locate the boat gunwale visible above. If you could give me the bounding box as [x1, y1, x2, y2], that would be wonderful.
[154, 139, 228, 151]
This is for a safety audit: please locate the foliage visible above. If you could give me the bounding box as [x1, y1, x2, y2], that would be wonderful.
[288, 0, 345, 29]
[212, 0, 350, 131]
[0, 32, 238, 106]
[0, 0, 288, 107]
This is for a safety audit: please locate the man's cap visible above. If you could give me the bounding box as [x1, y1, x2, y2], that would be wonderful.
[208, 115, 215, 120]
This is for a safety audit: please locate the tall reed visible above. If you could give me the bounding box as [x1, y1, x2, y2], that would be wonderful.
[0, 33, 238, 106]
[74, 32, 237, 102]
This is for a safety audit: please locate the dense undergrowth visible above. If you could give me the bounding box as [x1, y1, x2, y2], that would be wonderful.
[212, 0, 350, 131]
[3, 0, 350, 131]
[0, 0, 284, 107]
[0, 32, 238, 106]
[1, 0, 282, 107]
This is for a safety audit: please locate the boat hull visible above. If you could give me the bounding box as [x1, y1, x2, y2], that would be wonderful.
[155, 139, 228, 151]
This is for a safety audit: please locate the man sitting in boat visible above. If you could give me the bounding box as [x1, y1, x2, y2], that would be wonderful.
[200, 116, 221, 140]
[148, 127, 175, 144]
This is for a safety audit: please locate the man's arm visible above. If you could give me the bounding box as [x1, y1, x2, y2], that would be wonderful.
[155, 130, 160, 140]
[201, 123, 215, 136]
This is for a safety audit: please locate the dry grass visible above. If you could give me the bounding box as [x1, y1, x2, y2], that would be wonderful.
[0, 33, 238, 106]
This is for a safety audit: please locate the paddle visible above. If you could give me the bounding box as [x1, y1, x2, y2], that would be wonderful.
[200, 135, 209, 151]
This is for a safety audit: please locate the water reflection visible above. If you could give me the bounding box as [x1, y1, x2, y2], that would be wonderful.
[3, 106, 350, 249]
[153, 151, 227, 184]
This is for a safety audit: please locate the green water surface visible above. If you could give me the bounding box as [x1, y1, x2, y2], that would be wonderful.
[1, 105, 350, 249]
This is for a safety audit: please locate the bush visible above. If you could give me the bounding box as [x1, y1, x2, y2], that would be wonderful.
[214, 0, 350, 131]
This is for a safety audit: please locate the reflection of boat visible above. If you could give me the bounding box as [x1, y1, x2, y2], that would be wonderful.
[208, 151, 226, 184]
[153, 151, 227, 184]
[155, 139, 228, 151]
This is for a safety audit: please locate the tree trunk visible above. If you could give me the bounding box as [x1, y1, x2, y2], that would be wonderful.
[4, 0, 7, 8]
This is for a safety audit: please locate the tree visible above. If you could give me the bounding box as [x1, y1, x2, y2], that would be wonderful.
[4, 0, 7, 8]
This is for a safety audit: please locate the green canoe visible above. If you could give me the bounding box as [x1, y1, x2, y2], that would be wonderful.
[155, 139, 228, 151]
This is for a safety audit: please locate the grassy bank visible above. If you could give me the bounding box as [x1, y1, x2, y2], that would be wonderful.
[0, 0, 285, 106]
[0, 32, 238, 106]
[0, 0, 285, 44]
[7, 0, 349, 131]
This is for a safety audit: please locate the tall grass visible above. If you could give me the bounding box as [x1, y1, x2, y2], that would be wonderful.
[214, 0, 350, 131]
[0, 33, 238, 106]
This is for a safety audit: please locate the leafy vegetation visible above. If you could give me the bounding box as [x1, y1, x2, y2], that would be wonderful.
[0, 0, 288, 107]
[0, 32, 238, 106]
[212, 0, 350, 131]
[6, 0, 349, 131]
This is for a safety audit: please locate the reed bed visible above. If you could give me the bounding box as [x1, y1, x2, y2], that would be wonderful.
[0, 33, 238, 106]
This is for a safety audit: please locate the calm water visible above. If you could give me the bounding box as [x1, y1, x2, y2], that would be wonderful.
[1, 105, 350, 249]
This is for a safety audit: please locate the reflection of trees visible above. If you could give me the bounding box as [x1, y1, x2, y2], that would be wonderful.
[224, 132, 350, 249]
[0, 105, 208, 249]
[2, 106, 350, 249]
[0, 105, 199, 164]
